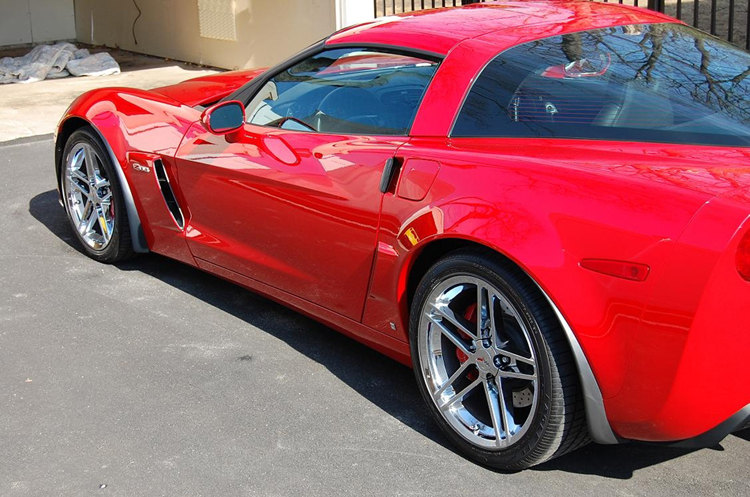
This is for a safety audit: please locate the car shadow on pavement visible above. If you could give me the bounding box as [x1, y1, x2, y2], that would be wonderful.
[533, 442, 702, 478]
[29, 189, 452, 453]
[28, 188, 741, 478]
[734, 428, 750, 442]
[28, 188, 86, 255]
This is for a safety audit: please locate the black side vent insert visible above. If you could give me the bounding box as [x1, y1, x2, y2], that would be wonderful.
[153, 159, 185, 229]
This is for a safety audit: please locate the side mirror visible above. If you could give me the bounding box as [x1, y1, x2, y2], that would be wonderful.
[201, 100, 245, 135]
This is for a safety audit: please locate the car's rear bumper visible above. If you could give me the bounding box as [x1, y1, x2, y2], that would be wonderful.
[605, 188, 750, 443]
[670, 404, 750, 448]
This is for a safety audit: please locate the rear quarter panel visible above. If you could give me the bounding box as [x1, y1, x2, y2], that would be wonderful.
[365, 137, 750, 440]
[610, 186, 750, 440]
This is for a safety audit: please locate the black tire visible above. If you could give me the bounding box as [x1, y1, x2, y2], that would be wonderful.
[409, 248, 589, 470]
[60, 128, 135, 263]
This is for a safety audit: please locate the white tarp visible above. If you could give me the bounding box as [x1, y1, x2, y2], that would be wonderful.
[0, 43, 120, 84]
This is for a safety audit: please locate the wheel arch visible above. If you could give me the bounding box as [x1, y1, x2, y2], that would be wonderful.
[55, 116, 149, 253]
[404, 235, 619, 445]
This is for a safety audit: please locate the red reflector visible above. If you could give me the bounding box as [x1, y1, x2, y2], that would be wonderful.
[737, 230, 750, 282]
[580, 259, 650, 282]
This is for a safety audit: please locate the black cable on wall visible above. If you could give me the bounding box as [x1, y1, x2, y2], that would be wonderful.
[132, 0, 142, 45]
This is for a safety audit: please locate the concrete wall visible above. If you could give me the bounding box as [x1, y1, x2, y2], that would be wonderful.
[73, 0, 340, 70]
[0, 0, 76, 47]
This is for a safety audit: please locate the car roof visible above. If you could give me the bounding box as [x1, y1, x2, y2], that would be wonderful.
[325, 0, 677, 56]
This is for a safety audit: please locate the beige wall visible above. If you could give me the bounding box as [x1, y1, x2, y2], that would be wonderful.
[73, 0, 338, 70]
[0, 0, 76, 47]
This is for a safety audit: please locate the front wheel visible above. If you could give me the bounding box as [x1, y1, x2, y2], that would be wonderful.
[61, 128, 134, 263]
[409, 249, 589, 470]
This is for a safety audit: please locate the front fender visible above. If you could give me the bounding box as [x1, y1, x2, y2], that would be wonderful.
[55, 88, 202, 255]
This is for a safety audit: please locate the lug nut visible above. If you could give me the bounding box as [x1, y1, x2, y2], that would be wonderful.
[494, 355, 511, 368]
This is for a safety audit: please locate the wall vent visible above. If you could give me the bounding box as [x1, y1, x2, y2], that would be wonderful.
[198, 0, 237, 41]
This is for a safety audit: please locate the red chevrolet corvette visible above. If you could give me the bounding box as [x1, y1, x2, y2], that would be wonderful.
[54, 1, 750, 469]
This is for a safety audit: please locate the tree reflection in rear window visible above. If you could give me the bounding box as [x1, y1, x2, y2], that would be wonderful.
[452, 23, 750, 147]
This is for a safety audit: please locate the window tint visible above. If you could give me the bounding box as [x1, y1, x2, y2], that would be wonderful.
[245, 48, 438, 135]
[453, 23, 750, 147]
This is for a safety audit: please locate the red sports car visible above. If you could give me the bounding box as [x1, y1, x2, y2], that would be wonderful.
[54, 1, 750, 470]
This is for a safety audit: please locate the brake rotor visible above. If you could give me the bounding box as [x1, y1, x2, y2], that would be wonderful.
[512, 387, 534, 408]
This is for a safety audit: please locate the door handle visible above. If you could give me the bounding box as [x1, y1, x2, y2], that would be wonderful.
[379, 157, 401, 194]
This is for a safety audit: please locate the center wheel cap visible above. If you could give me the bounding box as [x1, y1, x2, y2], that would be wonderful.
[474, 348, 496, 375]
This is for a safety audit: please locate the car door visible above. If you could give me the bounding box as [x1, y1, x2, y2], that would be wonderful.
[174, 47, 439, 320]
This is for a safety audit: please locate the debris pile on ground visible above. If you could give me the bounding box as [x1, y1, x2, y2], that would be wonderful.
[0, 43, 120, 84]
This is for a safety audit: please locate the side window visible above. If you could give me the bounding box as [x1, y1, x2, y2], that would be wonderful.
[453, 23, 750, 147]
[245, 48, 439, 135]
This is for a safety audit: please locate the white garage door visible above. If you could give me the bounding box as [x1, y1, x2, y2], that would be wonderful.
[0, 0, 76, 47]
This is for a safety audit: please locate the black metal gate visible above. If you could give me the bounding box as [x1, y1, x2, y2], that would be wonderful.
[373, 0, 750, 49]
[374, 1, 467, 17]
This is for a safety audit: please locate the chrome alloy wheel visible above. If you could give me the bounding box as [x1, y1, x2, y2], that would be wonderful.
[63, 142, 115, 251]
[418, 275, 539, 450]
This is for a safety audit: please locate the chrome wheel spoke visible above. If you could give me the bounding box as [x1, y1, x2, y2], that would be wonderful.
[83, 144, 99, 183]
[487, 287, 499, 343]
[68, 177, 90, 197]
[478, 284, 489, 340]
[71, 167, 89, 184]
[494, 377, 514, 443]
[438, 377, 482, 411]
[429, 302, 478, 340]
[79, 203, 97, 236]
[484, 379, 509, 447]
[427, 309, 473, 357]
[434, 360, 471, 400]
[71, 147, 86, 170]
[497, 369, 536, 381]
[75, 201, 92, 231]
[95, 176, 110, 189]
[495, 348, 535, 367]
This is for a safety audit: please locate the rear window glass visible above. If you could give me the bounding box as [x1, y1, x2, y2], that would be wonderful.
[452, 23, 750, 147]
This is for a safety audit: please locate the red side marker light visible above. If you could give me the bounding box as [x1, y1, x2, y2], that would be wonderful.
[737, 229, 750, 282]
[580, 259, 650, 282]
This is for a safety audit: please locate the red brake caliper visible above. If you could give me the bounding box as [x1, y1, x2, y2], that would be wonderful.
[458, 303, 478, 381]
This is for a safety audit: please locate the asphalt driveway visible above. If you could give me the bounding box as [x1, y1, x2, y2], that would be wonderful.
[1, 135, 749, 496]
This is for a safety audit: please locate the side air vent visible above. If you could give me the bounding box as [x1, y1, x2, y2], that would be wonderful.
[153, 159, 185, 229]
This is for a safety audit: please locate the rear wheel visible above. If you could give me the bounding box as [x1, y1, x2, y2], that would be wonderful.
[61, 128, 134, 263]
[409, 249, 589, 470]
